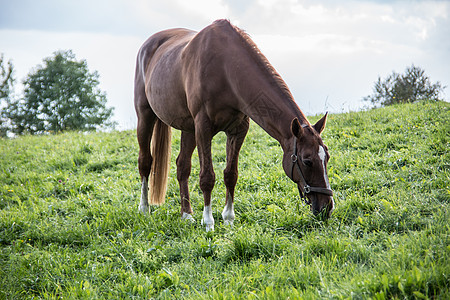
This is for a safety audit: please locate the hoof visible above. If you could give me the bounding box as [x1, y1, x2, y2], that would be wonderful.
[181, 212, 196, 223]
[223, 219, 234, 226]
[139, 204, 149, 214]
[201, 219, 215, 232]
[204, 223, 215, 232]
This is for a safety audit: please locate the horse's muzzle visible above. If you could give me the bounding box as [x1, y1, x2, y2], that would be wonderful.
[310, 194, 334, 219]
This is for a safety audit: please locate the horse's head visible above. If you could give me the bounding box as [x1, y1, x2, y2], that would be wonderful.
[283, 113, 334, 218]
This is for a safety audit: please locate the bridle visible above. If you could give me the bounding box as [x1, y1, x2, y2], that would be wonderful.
[290, 132, 334, 205]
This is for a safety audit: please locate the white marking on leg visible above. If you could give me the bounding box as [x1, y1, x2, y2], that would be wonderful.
[222, 195, 235, 226]
[181, 212, 196, 223]
[319, 146, 334, 212]
[201, 205, 215, 232]
[139, 177, 149, 214]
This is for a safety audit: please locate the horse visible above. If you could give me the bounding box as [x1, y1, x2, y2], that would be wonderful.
[134, 19, 334, 231]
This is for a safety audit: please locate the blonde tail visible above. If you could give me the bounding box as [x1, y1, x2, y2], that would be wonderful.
[149, 119, 172, 205]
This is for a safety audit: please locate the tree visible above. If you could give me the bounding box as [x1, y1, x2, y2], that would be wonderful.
[363, 65, 446, 107]
[2, 50, 115, 135]
[0, 54, 14, 100]
[0, 54, 15, 137]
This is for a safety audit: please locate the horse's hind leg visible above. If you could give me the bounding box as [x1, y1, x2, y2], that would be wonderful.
[176, 131, 196, 221]
[135, 96, 157, 214]
[222, 117, 249, 226]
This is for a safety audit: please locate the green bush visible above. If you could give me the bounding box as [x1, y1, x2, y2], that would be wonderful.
[364, 65, 446, 107]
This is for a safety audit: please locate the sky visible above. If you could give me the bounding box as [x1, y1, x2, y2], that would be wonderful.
[1, 0, 449, 130]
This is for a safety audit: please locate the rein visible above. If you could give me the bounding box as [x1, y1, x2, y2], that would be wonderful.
[290, 133, 334, 205]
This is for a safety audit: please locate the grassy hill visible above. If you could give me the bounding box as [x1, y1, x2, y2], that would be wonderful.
[1, 101, 449, 299]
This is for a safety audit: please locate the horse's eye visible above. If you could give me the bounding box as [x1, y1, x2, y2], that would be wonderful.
[302, 159, 313, 167]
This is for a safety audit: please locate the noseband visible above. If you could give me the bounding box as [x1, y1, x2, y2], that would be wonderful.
[290, 133, 334, 205]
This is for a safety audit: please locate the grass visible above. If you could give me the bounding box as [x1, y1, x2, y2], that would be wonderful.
[1, 101, 449, 299]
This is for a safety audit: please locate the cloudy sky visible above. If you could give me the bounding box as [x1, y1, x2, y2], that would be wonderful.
[1, 0, 449, 129]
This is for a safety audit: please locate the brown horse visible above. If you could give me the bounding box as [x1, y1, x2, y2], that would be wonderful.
[134, 19, 334, 231]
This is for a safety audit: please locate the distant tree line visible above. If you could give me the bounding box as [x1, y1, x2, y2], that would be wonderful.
[364, 65, 446, 107]
[1, 50, 115, 137]
[1, 52, 446, 137]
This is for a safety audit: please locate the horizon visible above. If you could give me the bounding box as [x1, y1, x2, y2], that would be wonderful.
[1, 0, 449, 130]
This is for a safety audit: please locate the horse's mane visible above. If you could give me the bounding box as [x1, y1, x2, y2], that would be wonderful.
[215, 20, 294, 101]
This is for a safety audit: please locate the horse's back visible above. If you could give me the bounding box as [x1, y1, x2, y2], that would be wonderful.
[135, 20, 245, 132]
[136, 28, 195, 83]
[135, 28, 197, 130]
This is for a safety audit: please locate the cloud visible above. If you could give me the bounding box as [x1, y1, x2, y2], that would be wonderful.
[0, 0, 130, 33]
[1, 0, 449, 129]
[174, 0, 230, 23]
[0, 0, 232, 36]
[235, 0, 449, 47]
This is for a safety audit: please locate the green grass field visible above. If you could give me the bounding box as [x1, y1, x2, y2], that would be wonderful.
[1, 101, 449, 299]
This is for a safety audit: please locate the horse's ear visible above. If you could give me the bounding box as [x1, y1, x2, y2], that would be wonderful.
[313, 112, 328, 135]
[291, 118, 303, 138]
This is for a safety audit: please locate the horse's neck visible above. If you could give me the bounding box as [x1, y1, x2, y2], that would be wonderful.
[201, 22, 306, 150]
[230, 63, 307, 151]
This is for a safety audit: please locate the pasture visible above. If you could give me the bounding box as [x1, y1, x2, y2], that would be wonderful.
[1, 101, 449, 299]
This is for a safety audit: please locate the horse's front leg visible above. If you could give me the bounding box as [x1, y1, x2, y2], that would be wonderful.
[176, 131, 196, 222]
[223, 117, 249, 226]
[195, 118, 216, 232]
